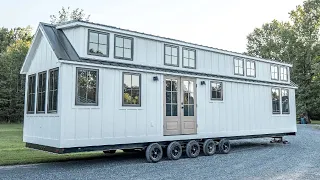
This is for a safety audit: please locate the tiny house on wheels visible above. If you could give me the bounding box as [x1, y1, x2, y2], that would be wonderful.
[21, 21, 297, 162]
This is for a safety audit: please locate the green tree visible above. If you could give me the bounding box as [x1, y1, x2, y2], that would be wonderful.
[50, 7, 90, 24]
[246, 0, 320, 118]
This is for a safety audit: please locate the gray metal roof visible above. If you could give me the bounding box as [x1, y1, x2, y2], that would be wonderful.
[40, 23, 80, 61]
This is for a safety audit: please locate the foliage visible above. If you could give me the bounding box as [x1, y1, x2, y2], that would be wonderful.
[0, 27, 32, 123]
[50, 7, 90, 24]
[246, 0, 320, 119]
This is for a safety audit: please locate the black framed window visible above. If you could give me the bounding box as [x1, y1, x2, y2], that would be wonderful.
[27, 74, 36, 114]
[164, 44, 179, 66]
[271, 65, 279, 80]
[123, 73, 141, 106]
[36, 71, 47, 113]
[280, 66, 288, 81]
[234, 58, 244, 75]
[76, 68, 99, 106]
[210, 81, 223, 100]
[246, 60, 256, 77]
[281, 89, 290, 114]
[48, 68, 59, 113]
[115, 35, 133, 60]
[88, 30, 109, 57]
[182, 48, 196, 68]
[272, 88, 280, 114]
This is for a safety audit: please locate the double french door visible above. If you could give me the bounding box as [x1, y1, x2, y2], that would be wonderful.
[163, 76, 197, 135]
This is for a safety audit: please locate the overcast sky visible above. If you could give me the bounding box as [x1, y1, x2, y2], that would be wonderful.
[0, 0, 304, 53]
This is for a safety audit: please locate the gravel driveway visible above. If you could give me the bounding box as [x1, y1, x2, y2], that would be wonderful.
[1, 125, 319, 180]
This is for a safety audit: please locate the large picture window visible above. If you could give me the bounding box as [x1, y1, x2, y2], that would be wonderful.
[182, 48, 196, 68]
[48, 68, 59, 112]
[210, 81, 223, 100]
[234, 58, 244, 75]
[27, 74, 36, 113]
[272, 88, 280, 114]
[37, 71, 47, 113]
[76, 68, 98, 105]
[88, 30, 109, 56]
[164, 44, 179, 66]
[114, 35, 133, 60]
[123, 73, 141, 106]
[281, 89, 290, 114]
[246, 60, 255, 77]
[280, 66, 288, 81]
[271, 65, 279, 80]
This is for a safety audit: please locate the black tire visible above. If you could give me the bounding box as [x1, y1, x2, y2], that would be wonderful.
[218, 139, 231, 154]
[203, 139, 216, 156]
[145, 143, 163, 163]
[186, 140, 200, 158]
[103, 150, 116, 154]
[167, 141, 182, 160]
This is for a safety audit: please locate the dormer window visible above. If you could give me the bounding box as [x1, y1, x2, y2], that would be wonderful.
[280, 66, 288, 81]
[88, 30, 109, 57]
[271, 65, 279, 80]
[115, 35, 133, 60]
[182, 48, 196, 69]
[234, 58, 244, 76]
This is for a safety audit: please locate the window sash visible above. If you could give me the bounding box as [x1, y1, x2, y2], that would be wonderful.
[48, 68, 59, 113]
[87, 30, 109, 57]
[280, 67, 288, 81]
[246, 60, 255, 77]
[271, 65, 279, 80]
[114, 35, 133, 60]
[210, 81, 223, 100]
[281, 89, 290, 114]
[164, 44, 179, 66]
[271, 88, 280, 114]
[234, 58, 244, 75]
[182, 48, 196, 68]
[75, 68, 99, 106]
[27, 74, 36, 113]
[123, 73, 141, 106]
[37, 71, 47, 113]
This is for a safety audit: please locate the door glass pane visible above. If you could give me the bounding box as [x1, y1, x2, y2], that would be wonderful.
[184, 105, 188, 116]
[183, 81, 189, 92]
[189, 105, 194, 116]
[172, 92, 177, 103]
[189, 93, 194, 104]
[166, 80, 171, 91]
[189, 81, 194, 93]
[184, 92, 189, 104]
[166, 104, 171, 116]
[172, 80, 177, 91]
[172, 105, 177, 116]
[166, 92, 171, 103]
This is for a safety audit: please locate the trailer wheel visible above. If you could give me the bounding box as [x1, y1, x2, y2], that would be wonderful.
[103, 150, 116, 154]
[186, 140, 200, 158]
[203, 139, 216, 156]
[218, 139, 231, 154]
[167, 141, 182, 160]
[145, 143, 163, 163]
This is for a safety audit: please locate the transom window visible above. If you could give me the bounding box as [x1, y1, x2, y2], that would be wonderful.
[164, 44, 179, 66]
[76, 68, 98, 105]
[282, 89, 290, 114]
[246, 60, 256, 77]
[210, 81, 223, 100]
[123, 73, 141, 106]
[48, 68, 59, 113]
[165, 79, 178, 116]
[280, 66, 288, 81]
[271, 88, 280, 114]
[27, 74, 36, 113]
[88, 30, 109, 56]
[271, 65, 279, 80]
[115, 35, 133, 60]
[182, 48, 196, 69]
[37, 71, 47, 113]
[234, 58, 244, 75]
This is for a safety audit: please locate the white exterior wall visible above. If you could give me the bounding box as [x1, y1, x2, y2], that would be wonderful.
[63, 27, 291, 85]
[60, 64, 296, 148]
[23, 33, 61, 147]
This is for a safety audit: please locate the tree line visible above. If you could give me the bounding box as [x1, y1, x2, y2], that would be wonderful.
[1, 1, 320, 123]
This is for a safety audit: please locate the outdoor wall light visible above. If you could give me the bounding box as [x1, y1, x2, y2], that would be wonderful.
[201, 81, 206, 85]
[153, 76, 159, 81]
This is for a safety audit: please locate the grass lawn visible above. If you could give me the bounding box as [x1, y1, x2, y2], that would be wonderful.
[311, 120, 320, 125]
[0, 124, 113, 166]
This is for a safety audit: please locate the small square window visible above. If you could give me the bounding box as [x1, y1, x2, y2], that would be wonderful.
[210, 81, 223, 100]
[76, 68, 99, 106]
[164, 44, 179, 66]
[182, 48, 196, 69]
[115, 35, 133, 60]
[87, 30, 109, 57]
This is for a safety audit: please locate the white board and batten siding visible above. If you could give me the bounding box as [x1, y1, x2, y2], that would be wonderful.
[62, 26, 291, 85]
[23, 32, 61, 147]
